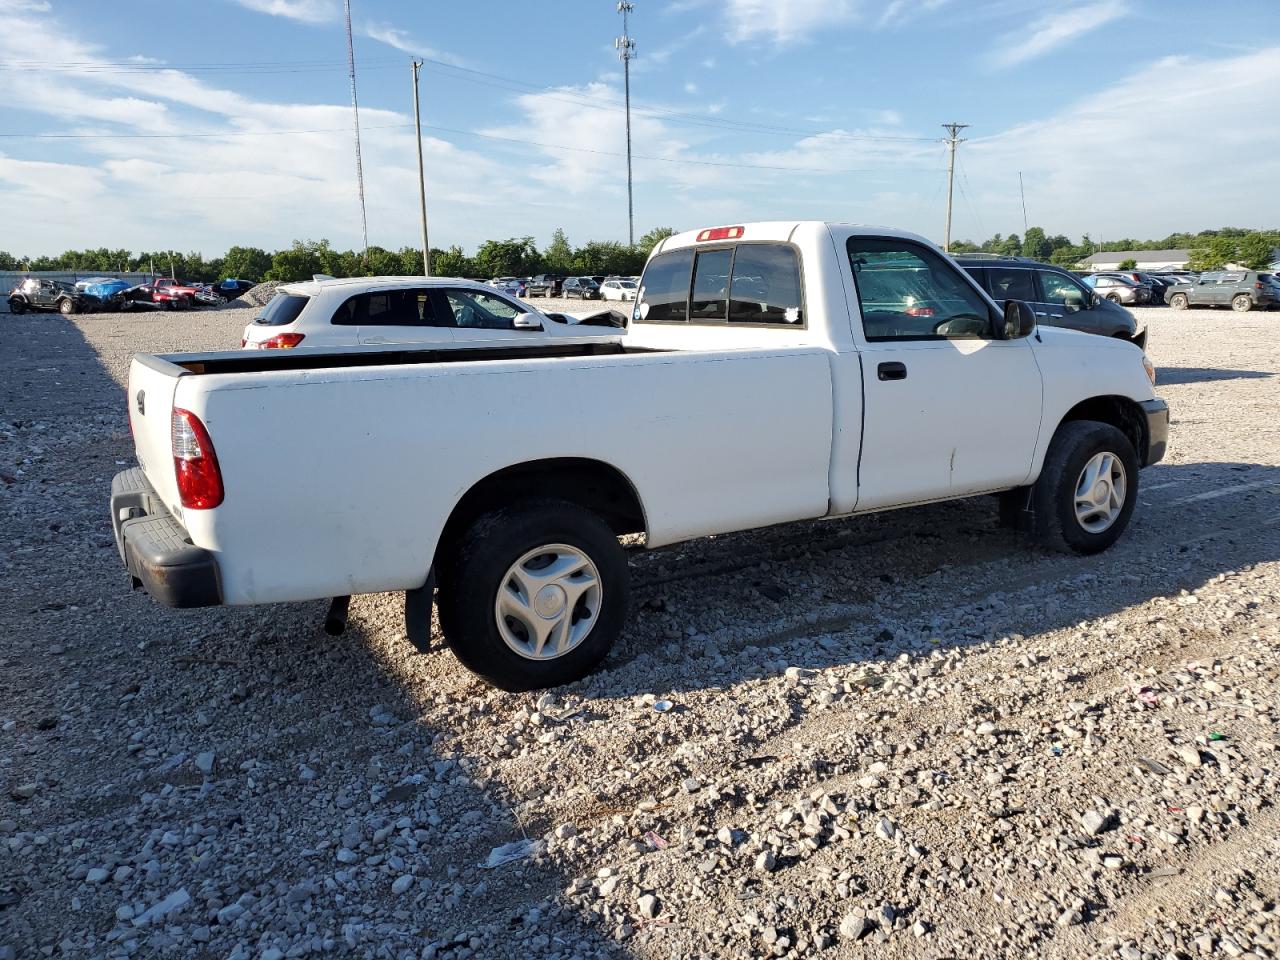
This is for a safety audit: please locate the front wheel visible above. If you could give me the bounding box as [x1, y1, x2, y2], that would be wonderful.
[436, 498, 630, 691]
[1031, 421, 1139, 555]
[1106, 293, 1122, 303]
[1170, 293, 1188, 310]
[8, 300, 25, 315]
[59, 299, 76, 315]
[1232, 294, 1252, 313]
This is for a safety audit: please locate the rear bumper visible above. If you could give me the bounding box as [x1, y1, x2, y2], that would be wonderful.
[111, 468, 221, 608]
[1140, 398, 1169, 467]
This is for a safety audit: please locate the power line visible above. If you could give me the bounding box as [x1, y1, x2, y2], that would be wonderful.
[0, 122, 920, 176]
[1, 54, 937, 145]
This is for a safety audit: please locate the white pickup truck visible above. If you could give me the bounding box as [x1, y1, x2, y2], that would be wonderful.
[112, 221, 1168, 691]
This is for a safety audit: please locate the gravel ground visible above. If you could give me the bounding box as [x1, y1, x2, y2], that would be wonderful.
[1, 305, 1278, 960]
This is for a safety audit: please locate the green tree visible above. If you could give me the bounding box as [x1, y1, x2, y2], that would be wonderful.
[543, 228, 574, 273]
[1235, 232, 1275, 270]
[635, 226, 676, 256]
[999, 233, 1022, 257]
[0, 251, 20, 271]
[432, 245, 474, 278]
[363, 245, 403, 276]
[220, 246, 272, 282]
[1021, 227, 1050, 261]
[947, 240, 979, 253]
[472, 237, 541, 279]
[265, 240, 330, 282]
[1188, 235, 1235, 271]
[1118, 258, 1137, 270]
[571, 240, 642, 275]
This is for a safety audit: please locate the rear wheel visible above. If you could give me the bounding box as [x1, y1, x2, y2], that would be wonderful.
[1232, 294, 1252, 313]
[1031, 421, 1138, 555]
[1170, 292, 1188, 310]
[436, 499, 630, 691]
[1106, 293, 1122, 303]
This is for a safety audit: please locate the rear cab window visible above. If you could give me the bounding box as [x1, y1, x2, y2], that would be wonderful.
[637, 242, 803, 326]
[253, 293, 310, 327]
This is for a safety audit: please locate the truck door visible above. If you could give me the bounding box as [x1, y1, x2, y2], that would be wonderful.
[845, 236, 1043, 510]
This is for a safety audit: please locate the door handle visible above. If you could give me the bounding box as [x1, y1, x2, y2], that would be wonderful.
[1035, 311, 1050, 316]
[363, 336, 388, 344]
[877, 361, 907, 381]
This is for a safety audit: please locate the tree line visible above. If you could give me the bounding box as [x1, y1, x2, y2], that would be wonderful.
[2, 224, 1274, 282]
[0, 226, 678, 284]
[949, 226, 1280, 271]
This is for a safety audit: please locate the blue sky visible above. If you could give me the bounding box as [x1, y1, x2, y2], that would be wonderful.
[1, 0, 1277, 257]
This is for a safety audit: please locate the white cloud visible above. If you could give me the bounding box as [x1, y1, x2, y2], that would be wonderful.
[987, 0, 1127, 70]
[963, 47, 1280, 239]
[0, 3, 535, 255]
[724, 0, 859, 44]
[684, 81, 699, 94]
[228, 0, 336, 23]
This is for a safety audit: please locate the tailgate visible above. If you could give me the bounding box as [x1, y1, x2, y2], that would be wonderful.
[126, 354, 186, 514]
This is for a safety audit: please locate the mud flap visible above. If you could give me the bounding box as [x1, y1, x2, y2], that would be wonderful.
[404, 570, 436, 653]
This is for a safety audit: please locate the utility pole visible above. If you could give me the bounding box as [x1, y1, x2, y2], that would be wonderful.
[411, 59, 430, 277]
[941, 122, 968, 253]
[615, 2, 636, 247]
[343, 0, 369, 267]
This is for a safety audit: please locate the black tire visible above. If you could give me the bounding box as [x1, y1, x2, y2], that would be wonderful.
[8, 300, 24, 315]
[58, 298, 75, 316]
[1170, 293, 1188, 310]
[436, 498, 630, 691]
[1031, 421, 1139, 555]
[1232, 294, 1252, 313]
[1106, 293, 1122, 303]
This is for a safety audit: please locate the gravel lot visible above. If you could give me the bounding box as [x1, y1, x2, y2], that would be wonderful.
[1, 304, 1278, 960]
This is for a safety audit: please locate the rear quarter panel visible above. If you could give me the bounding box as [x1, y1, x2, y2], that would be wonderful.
[180, 347, 834, 605]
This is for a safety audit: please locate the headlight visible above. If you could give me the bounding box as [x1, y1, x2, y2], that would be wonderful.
[1142, 355, 1156, 385]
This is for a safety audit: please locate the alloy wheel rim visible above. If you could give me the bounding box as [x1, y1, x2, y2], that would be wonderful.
[1073, 451, 1127, 534]
[495, 543, 602, 661]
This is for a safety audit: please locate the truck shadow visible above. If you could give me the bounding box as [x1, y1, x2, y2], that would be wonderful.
[0, 312, 620, 958]
[597, 459, 1280, 698]
[1154, 367, 1273, 385]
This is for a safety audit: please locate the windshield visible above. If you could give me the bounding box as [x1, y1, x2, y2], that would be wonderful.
[618, 280, 637, 288]
[253, 293, 310, 326]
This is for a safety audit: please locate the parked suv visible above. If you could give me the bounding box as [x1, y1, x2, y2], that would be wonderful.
[6, 277, 91, 315]
[562, 277, 601, 300]
[1166, 271, 1279, 312]
[526, 274, 566, 298]
[951, 255, 1144, 347]
[1091, 271, 1167, 304]
[1083, 274, 1152, 306]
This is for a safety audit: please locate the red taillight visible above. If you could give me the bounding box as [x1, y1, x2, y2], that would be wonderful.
[1255, 282, 1263, 289]
[240, 338, 248, 347]
[172, 408, 223, 509]
[253, 333, 305, 349]
[904, 305, 935, 317]
[696, 225, 744, 242]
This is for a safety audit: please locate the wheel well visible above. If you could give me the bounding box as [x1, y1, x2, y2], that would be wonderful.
[1057, 396, 1146, 462]
[435, 458, 645, 573]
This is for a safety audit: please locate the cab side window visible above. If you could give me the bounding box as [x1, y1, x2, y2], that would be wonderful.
[846, 237, 995, 340]
[332, 290, 447, 326]
[443, 289, 523, 329]
[984, 266, 1036, 302]
[1038, 271, 1090, 312]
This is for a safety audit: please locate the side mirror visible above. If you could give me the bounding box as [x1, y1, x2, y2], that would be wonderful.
[513, 313, 543, 330]
[1000, 299, 1036, 339]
